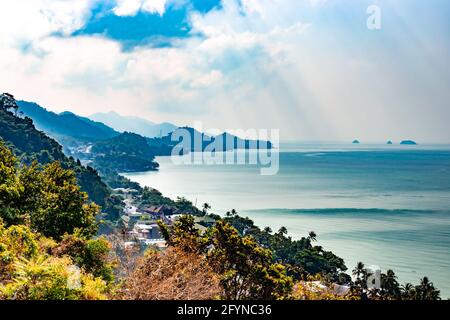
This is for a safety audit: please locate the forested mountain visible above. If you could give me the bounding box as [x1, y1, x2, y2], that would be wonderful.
[91, 132, 159, 172]
[1, 97, 110, 206]
[17, 100, 119, 141]
[157, 126, 273, 154]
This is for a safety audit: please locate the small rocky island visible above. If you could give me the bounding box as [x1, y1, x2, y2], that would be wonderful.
[400, 140, 417, 145]
[352, 139, 360, 144]
[387, 140, 393, 145]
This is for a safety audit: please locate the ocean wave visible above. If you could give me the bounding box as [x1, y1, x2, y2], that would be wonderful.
[242, 208, 447, 215]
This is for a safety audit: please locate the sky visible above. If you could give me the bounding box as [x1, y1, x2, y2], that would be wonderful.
[0, 0, 449, 142]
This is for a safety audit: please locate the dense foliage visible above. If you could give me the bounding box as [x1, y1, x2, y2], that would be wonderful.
[157, 215, 293, 300]
[91, 132, 159, 172]
[0, 141, 114, 300]
[0, 220, 109, 300]
[139, 187, 202, 215]
[221, 211, 347, 282]
[0, 141, 99, 240]
[0, 97, 110, 206]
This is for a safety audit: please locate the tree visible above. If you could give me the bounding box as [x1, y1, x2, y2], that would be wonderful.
[0, 93, 18, 115]
[0, 141, 100, 240]
[308, 231, 317, 242]
[52, 233, 116, 283]
[0, 220, 108, 300]
[202, 203, 211, 216]
[158, 216, 293, 300]
[118, 247, 220, 300]
[414, 277, 440, 300]
[401, 283, 415, 300]
[0, 141, 22, 225]
[380, 269, 400, 299]
[351, 262, 370, 299]
[158, 215, 204, 252]
[207, 220, 293, 300]
[23, 161, 99, 240]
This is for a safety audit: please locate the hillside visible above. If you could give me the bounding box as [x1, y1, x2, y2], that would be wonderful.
[91, 132, 159, 172]
[1, 96, 110, 206]
[17, 100, 119, 141]
[159, 126, 273, 153]
[89, 111, 177, 138]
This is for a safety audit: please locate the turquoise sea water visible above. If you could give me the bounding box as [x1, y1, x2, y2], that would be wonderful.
[124, 143, 450, 298]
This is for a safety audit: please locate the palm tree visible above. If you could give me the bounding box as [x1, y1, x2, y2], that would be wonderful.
[278, 226, 288, 235]
[381, 269, 400, 299]
[202, 203, 211, 216]
[308, 231, 317, 242]
[352, 262, 370, 299]
[401, 283, 415, 300]
[352, 262, 366, 279]
[263, 226, 272, 234]
[415, 277, 440, 300]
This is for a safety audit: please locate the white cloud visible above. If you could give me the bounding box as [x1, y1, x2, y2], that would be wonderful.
[1, 0, 449, 142]
[0, 0, 95, 47]
[113, 0, 167, 16]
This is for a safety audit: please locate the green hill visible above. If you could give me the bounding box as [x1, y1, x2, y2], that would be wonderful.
[91, 132, 159, 172]
[1, 95, 110, 206]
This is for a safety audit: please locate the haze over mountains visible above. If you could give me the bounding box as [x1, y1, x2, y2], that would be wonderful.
[89, 111, 178, 138]
[17, 100, 119, 140]
[17, 100, 177, 139]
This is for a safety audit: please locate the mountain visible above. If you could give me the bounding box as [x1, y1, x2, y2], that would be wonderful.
[90, 132, 159, 172]
[89, 111, 178, 138]
[152, 126, 273, 155]
[17, 100, 119, 141]
[1, 95, 110, 206]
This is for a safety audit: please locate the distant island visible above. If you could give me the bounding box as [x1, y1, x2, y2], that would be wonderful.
[387, 140, 393, 145]
[400, 140, 418, 145]
[352, 139, 360, 144]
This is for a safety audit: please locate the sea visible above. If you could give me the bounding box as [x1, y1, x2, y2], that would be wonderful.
[123, 142, 450, 298]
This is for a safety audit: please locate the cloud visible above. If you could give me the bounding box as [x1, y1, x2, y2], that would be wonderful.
[0, 0, 95, 47]
[1, 0, 449, 142]
[113, 0, 167, 16]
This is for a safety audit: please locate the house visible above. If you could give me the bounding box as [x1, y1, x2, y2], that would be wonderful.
[143, 205, 177, 219]
[133, 222, 163, 240]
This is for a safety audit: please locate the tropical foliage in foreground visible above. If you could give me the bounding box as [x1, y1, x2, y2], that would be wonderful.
[0, 141, 114, 299]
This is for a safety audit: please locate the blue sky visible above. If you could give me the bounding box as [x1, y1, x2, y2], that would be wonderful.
[0, 0, 449, 142]
[72, 0, 223, 49]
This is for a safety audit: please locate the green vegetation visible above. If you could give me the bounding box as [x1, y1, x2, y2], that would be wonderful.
[91, 132, 159, 172]
[139, 187, 201, 215]
[0, 142, 113, 300]
[220, 211, 347, 282]
[0, 141, 99, 239]
[1, 95, 110, 206]
[0, 220, 109, 300]
[157, 215, 292, 299]
[350, 262, 440, 300]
